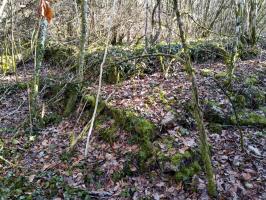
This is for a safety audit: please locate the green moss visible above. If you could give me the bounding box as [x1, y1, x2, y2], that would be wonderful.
[244, 75, 259, 85]
[241, 86, 265, 109]
[175, 161, 201, 181]
[110, 108, 156, 170]
[200, 68, 214, 77]
[110, 108, 155, 139]
[99, 126, 117, 144]
[208, 123, 222, 134]
[214, 71, 227, 79]
[233, 94, 246, 109]
[162, 150, 202, 182]
[188, 41, 225, 63]
[260, 106, 266, 115]
[203, 100, 225, 123]
[84, 95, 96, 107]
[63, 84, 79, 117]
[171, 151, 191, 166]
[44, 44, 78, 68]
[230, 110, 266, 127]
[83, 95, 107, 115]
[43, 113, 62, 125]
[239, 47, 260, 60]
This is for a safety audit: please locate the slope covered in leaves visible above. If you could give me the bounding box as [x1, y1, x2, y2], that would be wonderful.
[0, 48, 265, 199]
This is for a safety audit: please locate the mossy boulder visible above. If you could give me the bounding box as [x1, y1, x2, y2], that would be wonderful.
[203, 100, 226, 123]
[98, 125, 117, 144]
[110, 109, 156, 139]
[208, 123, 223, 134]
[232, 94, 246, 109]
[241, 86, 265, 109]
[188, 41, 224, 63]
[230, 109, 266, 127]
[200, 68, 214, 77]
[109, 108, 156, 170]
[158, 150, 201, 182]
[44, 44, 78, 68]
[84, 95, 107, 114]
[239, 47, 260, 60]
[244, 75, 259, 85]
[175, 161, 201, 182]
[63, 83, 79, 117]
[214, 71, 227, 79]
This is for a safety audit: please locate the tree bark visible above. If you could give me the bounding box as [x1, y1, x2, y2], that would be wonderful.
[78, 0, 89, 83]
[173, 0, 217, 197]
[32, 18, 48, 118]
[249, 0, 258, 46]
[227, 0, 244, 85]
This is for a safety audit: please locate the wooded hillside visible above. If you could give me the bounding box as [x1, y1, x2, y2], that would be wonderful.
[0, 0, 265, 199]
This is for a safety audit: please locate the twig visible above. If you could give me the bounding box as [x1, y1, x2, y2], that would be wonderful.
[88, 190, 113, 198]
[207, 76, 244, 151]
[2, 100, 25, 118]
[0, 155, 14, 166]
[84, 0, 117, 157]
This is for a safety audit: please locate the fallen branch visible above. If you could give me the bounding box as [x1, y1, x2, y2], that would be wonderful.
[0, 155, 14, 166]
[84, 0, 117, 157]
[88, 190, 113, 198]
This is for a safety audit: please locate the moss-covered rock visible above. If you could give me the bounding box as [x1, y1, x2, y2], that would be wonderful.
[157, 149, 201, 182]
[230, 110, 266, 127]
[200, 68, 214, 77]
[232, 94, 246, 109]
[44, 44, 78, 68]
[203, 100, 226, 123]
[244, 75, 259, 85]
[241, 86, 265, 109]
[42, 113, 62, 126]
[99, 125, 117, 144]
[188, 41, 225, 63]
[110, 109, 156, 138]
[239, 47, 260, 60]
[214, 71, 227, 79]
[84, 95, 107, 114]
[208, 123, 223, 134]
[63, 84, 79, 117]
[175, 161, 201, 181]
[109, 108, 156, 170]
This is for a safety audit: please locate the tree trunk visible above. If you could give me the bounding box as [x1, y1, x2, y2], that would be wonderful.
[31, 18, 48, 118]
[249, 0, 258, 46]
[173, 0, 217, 197]
[78, 0, 89, 83]
[227, 0, 244, 85]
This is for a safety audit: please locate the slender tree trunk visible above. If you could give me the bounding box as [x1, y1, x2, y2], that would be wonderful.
[32, 18, 48, 118]
[227, 0, 244, 85]
[173, 0, 217, 197]
[249, 0, 258, 46]
[242, 0, 249, 42]
[84, 0, 117, 157]
[144, 0, 149, 51]
[78, 0, 89, 84]
[151, 0, 161, 44]
[10, 0, 17, 81]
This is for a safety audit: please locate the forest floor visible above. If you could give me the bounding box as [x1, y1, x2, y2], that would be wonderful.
[0, 50, 265, 199]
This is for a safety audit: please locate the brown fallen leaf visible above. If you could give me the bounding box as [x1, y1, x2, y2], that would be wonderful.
[241, 173, 252, 181]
